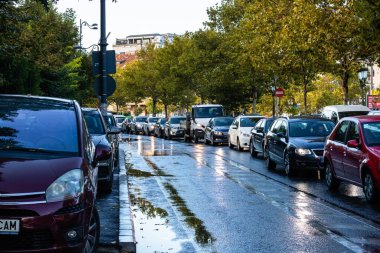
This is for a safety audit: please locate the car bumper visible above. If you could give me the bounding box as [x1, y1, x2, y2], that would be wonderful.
[212, 134, 228, 143]
[293, 155, 324, 170]
[194, 129, 204, 138]
[239, 136, 251, 148]
[169, 130, 184, 138]
[0, 201, 91, 252]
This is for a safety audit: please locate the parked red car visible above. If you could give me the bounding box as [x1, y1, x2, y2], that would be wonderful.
[324, 115, 380, 202]
[0, 95, 111, 252]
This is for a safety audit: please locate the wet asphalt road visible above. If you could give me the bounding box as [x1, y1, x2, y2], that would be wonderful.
[122, 133, 380, 253]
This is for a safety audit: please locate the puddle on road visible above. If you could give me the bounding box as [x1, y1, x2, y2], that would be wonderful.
[163, 182, 215, 245]
[129, 194, 190, 253]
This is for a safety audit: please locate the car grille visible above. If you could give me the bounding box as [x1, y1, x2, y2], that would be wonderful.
[55, 203, 83, 215]
[312, 149, 324, 157]
[0, 230, 54, 250]
[0, 209, 39, 217]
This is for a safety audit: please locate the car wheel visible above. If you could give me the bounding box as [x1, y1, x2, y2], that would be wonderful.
[265, 147, 276, 170]
[325, 162, 340, 191]
[102, 168, 114, 194]
[363, 171, 378, 203]
[249, 139, 257, 158]
[237, 138, 243, 151]
[228, 137, 234, 149]
[83, 206, 100, 253]
[204, 137, 210, 144]
[193, 132, 198, 143]
[211, 135, 215, 146]
[284, 152, 296, 176]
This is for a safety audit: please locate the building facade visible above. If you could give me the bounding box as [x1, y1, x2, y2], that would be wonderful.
[112, 33, 175, 54]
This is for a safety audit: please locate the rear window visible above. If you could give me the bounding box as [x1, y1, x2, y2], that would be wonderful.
[289, 120, 335, 137]
[0, 97, 79, 154]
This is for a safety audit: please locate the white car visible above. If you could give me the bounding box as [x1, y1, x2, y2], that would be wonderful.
[228, 115, 264, 151]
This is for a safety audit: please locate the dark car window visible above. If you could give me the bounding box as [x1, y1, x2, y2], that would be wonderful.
[362, 122, 380, 147]
[289, 120, 334, 137]
[194, 107, 223, 118]
[346, 122, 359, 143]
[148, 117, 159, 123]
[84, 113, 106, 135]
[214, 117, 234, 126]
[264, 119, 275, 132]
[104, 115, 116, 128]
[333, 120, 350, 143]
[270, 120, 282, 134]
[338, 111, 369, 119]
[240, 117, 260, 127]
[116, 117, 125, 124]
[278, 121, 287, 135]
[159, 118, 167, 124]
[169, 117, 185, 124]
[0, 98, 79, 153]
[136, 117, 147, 122]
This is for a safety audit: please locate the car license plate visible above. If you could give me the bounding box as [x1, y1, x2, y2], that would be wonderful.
[0, 219, 20, 234]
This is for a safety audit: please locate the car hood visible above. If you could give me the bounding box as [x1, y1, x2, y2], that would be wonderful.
[0, 157, 84, 194]
[195, 118, 210, 128]
[290, 136, 327, 149]
[214, 126, 229, 132]
[91, 134, 109, 146]
[368, 146, 380, 156]
[239, 127, 253, 134]
[170, 124, 181, 128]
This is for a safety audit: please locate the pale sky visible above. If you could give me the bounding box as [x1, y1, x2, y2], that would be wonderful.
[56, 0, 220, 49]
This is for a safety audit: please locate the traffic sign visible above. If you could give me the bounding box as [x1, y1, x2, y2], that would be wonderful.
[274, 88, 284, 97]
[92, 50, 116, 75]
[93, 75, 116, 97]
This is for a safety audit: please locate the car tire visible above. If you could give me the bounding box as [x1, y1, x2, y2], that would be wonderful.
[284, 152, 296, 176]
[228, 137, 234, 149]
[363, 171, 378, 203]
[249, 139, 257, 158]
[325, 162, 340, 191]
[237, 138, 243, 151]
[193, 132, 198, 143]
[205, 137, 210, 144]
[83, 206, 100, 253]
[265, 147, 276, 170]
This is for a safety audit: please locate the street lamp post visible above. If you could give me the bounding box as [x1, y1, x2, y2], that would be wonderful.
[79, 19, 98, 49]
[358, 67, 368, 106]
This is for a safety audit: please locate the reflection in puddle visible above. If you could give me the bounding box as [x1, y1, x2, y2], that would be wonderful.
[163, 183, 215, 245]
[130, 194, 189, 253]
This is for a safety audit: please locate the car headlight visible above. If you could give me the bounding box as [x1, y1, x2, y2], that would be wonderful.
[46, 169, 84, 202]
[295, 148, 312, 156]
[196, 123, 204, 128]
[137, 124, 141, 127]
[214, 131, 223, 135]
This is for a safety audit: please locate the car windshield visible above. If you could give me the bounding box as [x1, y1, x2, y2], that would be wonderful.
[240, 117, 262, 127]
[338, 111, 369, 118]
[289, 120, 335, 137]
[0, 98, 79, 154]
[214, 117, 234, 126]
[136, 117, 147, 122]
[148, 117, 159, 123]
[160, 118, 167, 124]
[84, 113, 106, 135]
[104, 115, 116, 127]
[194, 107, 223, 118]
[362, 122, 380, 147]
[170, 117, 185, 124]
[116, 117, 125, 123]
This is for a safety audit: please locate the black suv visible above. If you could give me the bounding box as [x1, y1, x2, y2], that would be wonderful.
[265, 116, 335, 176]
[82, 108, 120, 193]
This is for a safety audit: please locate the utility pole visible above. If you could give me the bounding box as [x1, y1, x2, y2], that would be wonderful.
[99, 0, 108, 115]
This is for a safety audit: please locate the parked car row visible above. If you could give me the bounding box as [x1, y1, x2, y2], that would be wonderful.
[0, 94, 123, 252]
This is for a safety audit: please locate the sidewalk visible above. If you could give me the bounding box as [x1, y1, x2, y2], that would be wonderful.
[96, 143, 136, 253]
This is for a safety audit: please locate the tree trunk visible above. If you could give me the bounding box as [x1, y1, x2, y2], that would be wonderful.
[164, 104, 168, 120]
[134, 101, 138, 116]
[252, 88, 257, 114]
[342, 71, 349, 105]
[303, 82, 308, 114]
[152, 98, 157, 116]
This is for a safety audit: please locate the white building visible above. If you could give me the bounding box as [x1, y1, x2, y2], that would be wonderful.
[112, 33, 175, 54]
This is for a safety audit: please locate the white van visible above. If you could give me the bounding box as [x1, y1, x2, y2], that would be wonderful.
[321, 105, 370, 124]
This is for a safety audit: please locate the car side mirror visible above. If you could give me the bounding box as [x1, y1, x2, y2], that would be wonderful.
[277, 132, 286, 139]
[92, 144, 112, 167]
[347, 139, 359, 149]
[108, 126, 121, 135]
[257, 128, 264, 133]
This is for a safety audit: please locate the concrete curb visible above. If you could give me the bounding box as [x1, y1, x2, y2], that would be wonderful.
[118, 146, 136, 253]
